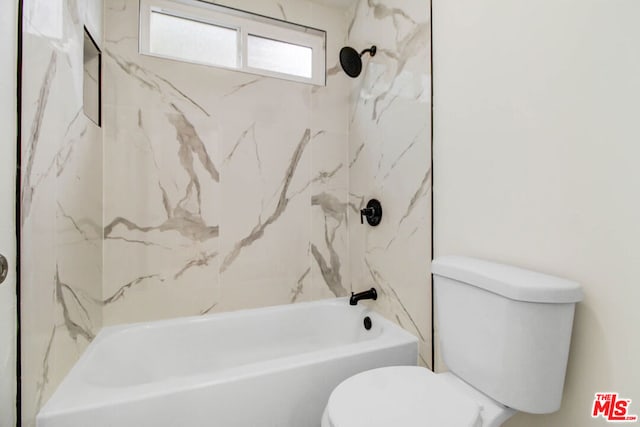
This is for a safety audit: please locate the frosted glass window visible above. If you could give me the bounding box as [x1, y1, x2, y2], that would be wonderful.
[149, 11, 238, 68]
[247, 35, 312, 78]
[140, 0, 325, 85]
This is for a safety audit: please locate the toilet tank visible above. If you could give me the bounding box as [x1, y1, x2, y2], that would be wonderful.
[432, 256, 583, 414]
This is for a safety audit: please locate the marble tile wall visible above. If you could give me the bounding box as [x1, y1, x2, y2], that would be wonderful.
[102, 0, 352, 324]
[20, 0, 104, 425]
[20, 0, 432, 421]
[346, 0, 433, 366]
[102, 0, 432, 367]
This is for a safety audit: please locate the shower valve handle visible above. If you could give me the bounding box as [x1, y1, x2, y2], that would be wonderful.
[360, 199, 382, 226]
[360, 208, 374, 224]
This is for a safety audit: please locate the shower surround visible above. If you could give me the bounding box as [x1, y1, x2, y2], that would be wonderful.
[102, 0, 352, 323]
[102, 0, 431, 361]
[21, 0, 431, 424]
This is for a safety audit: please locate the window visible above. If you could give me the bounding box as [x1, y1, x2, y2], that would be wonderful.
[139, 0, 326, 86]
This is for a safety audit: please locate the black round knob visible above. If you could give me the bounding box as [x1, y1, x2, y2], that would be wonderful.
[361, 199, 382, 226]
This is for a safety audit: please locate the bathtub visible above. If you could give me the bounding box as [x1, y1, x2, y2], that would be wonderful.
[37, 298, 418, 427]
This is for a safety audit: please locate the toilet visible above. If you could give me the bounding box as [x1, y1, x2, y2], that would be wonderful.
[322, 256, 583, 427]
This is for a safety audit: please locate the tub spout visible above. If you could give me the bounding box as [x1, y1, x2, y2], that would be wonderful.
[350, 288, 377, 305]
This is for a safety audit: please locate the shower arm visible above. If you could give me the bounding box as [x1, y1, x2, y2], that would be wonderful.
[360, 46, 377, 58]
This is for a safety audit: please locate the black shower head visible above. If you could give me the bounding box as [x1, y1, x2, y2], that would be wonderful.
[339, 45, 377, 78]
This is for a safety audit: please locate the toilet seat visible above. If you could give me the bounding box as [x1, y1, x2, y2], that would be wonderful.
[324, 366, 482, 427]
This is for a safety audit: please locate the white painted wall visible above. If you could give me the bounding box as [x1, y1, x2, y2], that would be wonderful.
[0, 1, 17, 426]
[433, 0, 640, 425]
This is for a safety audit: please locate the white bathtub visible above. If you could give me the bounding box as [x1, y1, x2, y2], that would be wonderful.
[37, 298, 418, 427]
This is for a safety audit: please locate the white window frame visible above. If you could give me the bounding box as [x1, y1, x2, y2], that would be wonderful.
[139, 0, 326, 86]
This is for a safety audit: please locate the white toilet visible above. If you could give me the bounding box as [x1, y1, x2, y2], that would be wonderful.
[322, 256, 583, 427]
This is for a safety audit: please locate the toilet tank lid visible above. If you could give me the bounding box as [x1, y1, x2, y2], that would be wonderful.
[432, 256, 583, 303]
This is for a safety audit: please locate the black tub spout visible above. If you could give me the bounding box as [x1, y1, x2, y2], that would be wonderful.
[350, 288, 377, 305]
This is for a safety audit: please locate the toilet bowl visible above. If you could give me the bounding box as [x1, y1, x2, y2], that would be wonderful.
[321, 367, 515, 427]
[322, 256, 583, 427]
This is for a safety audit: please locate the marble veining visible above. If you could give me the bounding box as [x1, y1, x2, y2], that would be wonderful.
[290, 267, 311, 302]
[399, 167, 432, 226]
[223, 77, 263, 97]
[168, 103, 219, 183]
[105, 49, 210, 116]
[101, 274, 164, 306]
[21, 51, 57, 226]
[220, 128, 311, 273]
[33, 328, 55, 416]
[103, 102, 219, 249]
[55, 269, 95, 343]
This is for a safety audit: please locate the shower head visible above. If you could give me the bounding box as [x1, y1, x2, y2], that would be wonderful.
[339, 45, 377, 78]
